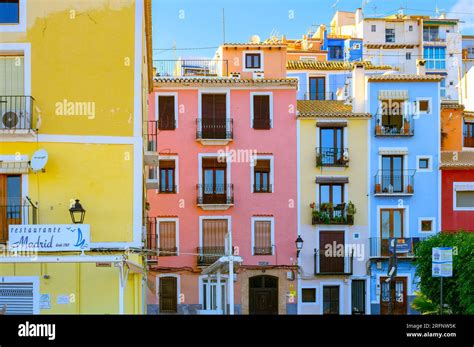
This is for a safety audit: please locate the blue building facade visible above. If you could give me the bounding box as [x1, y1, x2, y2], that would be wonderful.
[367, 76, 441, 315]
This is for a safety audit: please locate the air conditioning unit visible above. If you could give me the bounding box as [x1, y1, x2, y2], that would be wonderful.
[253, 71, 264, 79]
[1, 111, 19, 129]
[230, 72, 241, 79]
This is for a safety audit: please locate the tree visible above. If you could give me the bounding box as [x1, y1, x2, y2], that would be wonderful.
[414, 231, 474, 314]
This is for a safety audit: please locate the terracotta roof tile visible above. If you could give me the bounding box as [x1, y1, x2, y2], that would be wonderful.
[153, 77, 298, 87]
[441, 101, 464, 110]
[287, 60, 395, 71]
[441, 151, 474, 168]
[368, 74, 444, 82]
[297, 100, 371, 118]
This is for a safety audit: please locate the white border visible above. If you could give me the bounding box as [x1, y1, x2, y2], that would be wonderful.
[417, 217, 436, 233]
[416, 97, 432, 115]
[0, 42, 31, 95]
[155, 92, 179, 129]
[198, 215, 231, 247]
[242, 50, 264, 72]
[0, 276, 39, 314]
[250, 154, 274, 193]
[376, 205, 410, 238]
[156, 218, 179, 255]
[416, 155, 433, 172]
[250, 216, 275, 256]
[453, 182, 474, 211]
[158, 154, 179, 193]
[0, 0, 26, 32]
[198, 152, 231, 190]
[156, 274, 180, 312]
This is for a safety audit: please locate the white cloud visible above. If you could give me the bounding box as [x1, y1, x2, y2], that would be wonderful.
[450, 0, 474, 33]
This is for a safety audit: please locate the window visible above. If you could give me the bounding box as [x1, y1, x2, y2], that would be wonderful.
[201, 277, 227, 312]
[380, 209, 404, 244]
[199, 218, 229, 265]
[371, 24, 376, 32]
[200, 94, 228, 139]
[252, 94, 271, 129]
[159, 160, 175, 193]
[423, 26, 440, 42]
[424, 47, 446, 70]
[0, 0, 19, 24]
[419, 218, 435, 233]
[409, 25, 413, 32]
[417, 156, 431, 171]
[440, 79, 447, 98]
[253, 159, 271, 192]
[245, 53, 261, 69]
[464, 122, 474, 147]
[200, 157, 229, 204]
[319, 183, 344, 207]
[323, 286, 340, 314]
[0, 174, 22, 242]
[380, 99, 404, 135]
[385, 28, 395, 43]
[159, 276, 177, 313]
[454, 183, 474, 210]
[406, 52, 411, 60]
[309, 77, 326, 100]
[302, 288, 316, 303]
[381, 155, 404, 193]
[417, 99, 431, 114]
[253, 220, 272, 255]
[158, 221, 177, 256]
[157, 95, 176, 130]
[318, 126, 345, 166]
[329, 46, 343, 60]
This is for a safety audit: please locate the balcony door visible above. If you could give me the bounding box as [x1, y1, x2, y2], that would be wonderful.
[381, 100, 403, 133]
[381, 155, 403, 193]
[309, 77, 325, 100]
[319, 183, 344, 219]
[200, 219, 228, 264]
[320, 127, 343, 165]
[380, 209, 404, 256]
[202, 158, 226, 204]
[201, 94, 226, 139]
[0, 175, 21, 242]
[323, 286, 340, 315]
[319, 231, 344, 274]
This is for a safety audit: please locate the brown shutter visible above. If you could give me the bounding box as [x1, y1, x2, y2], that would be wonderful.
[159, 222, 176, 251]
[0, 175, 6, 242]
[319, 231, 344, 273]
[254, 221, 271, 249]
[315, 176, 349, 184]
[159, 160, 175, 169]
[202, 219, 227, 247]
[214, 94, 226, 121]
[159, 277, 177, 313]
[316, 122, 347, 128]
[253, 95, 270, 129]
[255, 159, 270, 171]
[202, 94, 213, 121]
[202, 157, 226, 168]
[158, 96, 175, 130]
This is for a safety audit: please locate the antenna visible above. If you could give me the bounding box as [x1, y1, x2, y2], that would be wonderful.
[222, 8, 226, 44]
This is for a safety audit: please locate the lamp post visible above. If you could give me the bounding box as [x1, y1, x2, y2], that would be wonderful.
[295, 235, 304, 258]
[69, 199, 86, 224]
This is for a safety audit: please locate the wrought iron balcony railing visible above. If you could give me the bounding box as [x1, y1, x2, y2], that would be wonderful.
[0, 198, 38, 243]
[375, 114, 414, 136]
[197, 184, 234, 205]
[300, 92, 335, 101]
[253, 183, 272, 193]
[197, 246, 226, 266]
[253, 246, 273, 256]
[369, 237, 425, 258]
[374, 170, 416, 195]
[0, 96, 35, 132]
[311, 203, 355, 225]
[153, 59, 228, 78]
[316, 147, 349, 167]
[196, 119, 233, 140]
[314, 248, 354, 275]
[144, 120, 158, 152]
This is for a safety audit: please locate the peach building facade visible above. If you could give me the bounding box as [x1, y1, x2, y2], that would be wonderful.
[146, 43, 299, 314]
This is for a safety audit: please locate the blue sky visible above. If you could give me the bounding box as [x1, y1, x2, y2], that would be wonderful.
[152, 0, 474, 60]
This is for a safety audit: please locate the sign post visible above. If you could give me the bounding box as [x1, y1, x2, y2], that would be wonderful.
[432, 247, 453, 315]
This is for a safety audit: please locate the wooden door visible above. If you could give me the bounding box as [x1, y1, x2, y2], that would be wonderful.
[249, 275, 278, 315]
[351, 280, 366, 315]
[159, 277, 177, 313]
[319, 231, 344, 273]
[323, 286, 340, 314]
[202, 158, 226, 204]
[0, 175, 21, 243]
[202, 94, 226, 139]
[380, 277, 407, 315]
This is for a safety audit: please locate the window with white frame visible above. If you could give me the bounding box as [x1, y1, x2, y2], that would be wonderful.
[158, 157, 178, 193]
[156, 93, 178, 130]
[157, 219, 178, 256]
[251, 155, 274, 193]
[416, 98, 431, 115]
[418, 218, 435, 233]
[371, 24, 376, 32]
[244, 52, 262, 70]
[453, 183, 474, 210]
[0, 0, 26, 32]
[251, 93, 272, 129]
[416, 156, 432, 172]
[252, 217, 274, 255]
[201, 277, 227, 312]
[302, 288, 317, 303]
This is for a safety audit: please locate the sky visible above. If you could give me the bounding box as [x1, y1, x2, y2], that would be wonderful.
[152, 0, 474, 60]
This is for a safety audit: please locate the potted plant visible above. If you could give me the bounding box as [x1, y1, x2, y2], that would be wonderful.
[403, 117, 410, 135]
[407, 184, 413, 194]
[375, 118, 381, 135]
[347, 201, 356, 224]
[375, 183, 381, 193]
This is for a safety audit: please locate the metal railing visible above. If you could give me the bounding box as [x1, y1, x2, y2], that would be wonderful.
[463, 132, 474, 147]
[153, 60, 228, 78]
[253, 246, 273, 255]
[0, 96, 35, 131]
[196, 118, 233, 140]
[158, 118, 176, 131]
[369, 237, 424, 257]
[145, 217, 178, 258]
[0, 199, 38, 243]
[375, 114, 414, 136]
[158, 185, 177, 194]
[374, 170, 416, 195]
[314, 248, 353, 275]
[197, 246, 226, 266]
[197, 184, 234, 205]
[144, 120, 158, 152]
[253, 183, 272, 193]
[311, 203, 355, 225]
[300, 92, 335, 101]
[316, 147, 349, 167]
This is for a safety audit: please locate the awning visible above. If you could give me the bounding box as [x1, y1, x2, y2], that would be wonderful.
[378, 90, 408, 100]
[0, 161, 29, 174]
[315, 176, 349, 184]
[201, 255, 243, 275]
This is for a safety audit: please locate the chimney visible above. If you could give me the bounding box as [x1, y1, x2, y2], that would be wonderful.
[352, 62, 366, 113]
[416, 59, 426, 75]
[355, 8, 363, 24]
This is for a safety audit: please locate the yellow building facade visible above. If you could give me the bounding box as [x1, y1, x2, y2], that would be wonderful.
[0, 0, 153, 314]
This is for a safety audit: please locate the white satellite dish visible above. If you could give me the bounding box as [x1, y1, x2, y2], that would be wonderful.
[30, 149, 48, 172]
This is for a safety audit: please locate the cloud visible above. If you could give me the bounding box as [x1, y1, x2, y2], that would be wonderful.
[450, 0, 474, 33]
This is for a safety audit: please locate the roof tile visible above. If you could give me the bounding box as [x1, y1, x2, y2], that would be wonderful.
[297, 100, 371, 118]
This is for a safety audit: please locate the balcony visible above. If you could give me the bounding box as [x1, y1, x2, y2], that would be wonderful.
[158, 185, 177, 194]
[0, 199, 38, 243]
[253, 246, 273, 255]
[316, 147, 349, 167]
[197, 184, 234, 210]
[153, 59, 228, 78]
[0, 96, 35, 136]
[144, 120, 159, 166]
[369, 237, 424, 258]
[314, 248, 353, 275]
[145, 217, 178, 260]
[311, 203, 355, 225]
[375, 114, 414, 136]
[196, 119, 233, 145]
[253, 183, 273, 193]
[197, 247, 226, 266]
[374, 170, 415, 196]
[463, 133, 474, 148]
[299, 92, 335, 101]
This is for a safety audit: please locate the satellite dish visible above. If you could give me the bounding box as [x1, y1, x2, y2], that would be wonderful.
[30, 149, 48, 172]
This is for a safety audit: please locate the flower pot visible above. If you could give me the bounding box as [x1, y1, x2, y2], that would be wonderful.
[375, 183, 381, 193]
[404, 122, 410, 135]
[407, 185, 413, 194]
[375, 125, 381, 135]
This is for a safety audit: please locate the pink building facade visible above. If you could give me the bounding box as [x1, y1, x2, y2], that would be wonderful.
[146, 43, 299, 314]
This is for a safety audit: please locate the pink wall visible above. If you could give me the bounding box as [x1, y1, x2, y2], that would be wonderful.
[147, 87, 298, 272]
[442, 169, 474, 232]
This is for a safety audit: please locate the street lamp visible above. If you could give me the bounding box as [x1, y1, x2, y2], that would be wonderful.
[295, 235, 304, 257]
[69, 199, 86, 224]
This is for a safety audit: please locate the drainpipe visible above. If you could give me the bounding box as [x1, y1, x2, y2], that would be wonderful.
[228, 231, 234, 315]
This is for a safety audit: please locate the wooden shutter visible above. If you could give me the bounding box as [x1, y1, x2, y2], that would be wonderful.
[255, 159, 270, 172]
[254, 221, 271, 254]
[158, 96, 175, 130]
[159, 160, 175, 169]
[202, 219, 227, 247]
[319, 231, 344, 273]
[202, 157, 226, 168]
[159, 277, 177, 313]
[253, 95, 270, 129]
[0, 282, 35, 314]
[159, 222, 176, 252]
[0, 175, 7, 242]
